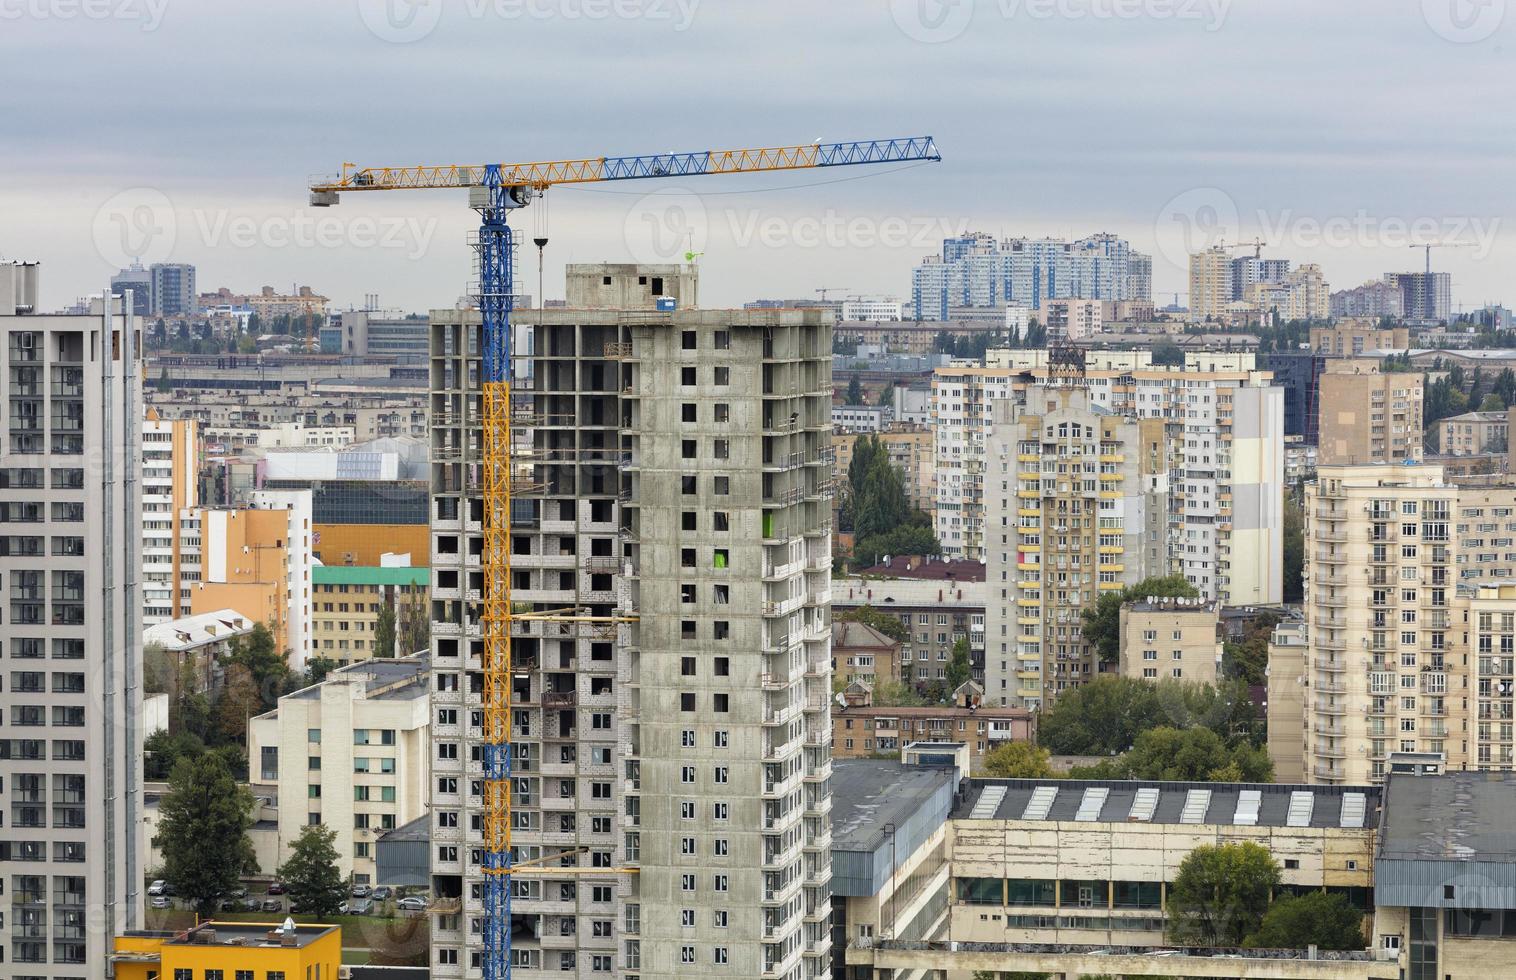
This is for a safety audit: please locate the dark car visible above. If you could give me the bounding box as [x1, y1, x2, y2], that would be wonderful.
[371, 886, 393, 902]
[220, 898, 257, 912]
[267, 882, 286, 895]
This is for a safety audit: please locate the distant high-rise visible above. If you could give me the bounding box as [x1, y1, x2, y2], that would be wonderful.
[111, 260, 152, 316]
[149, 262, 196, 317]
[1188, 246, 1233, 320]
[1230, 255, 1290, 301]
[1330, 279, 1406, 319]
[911, 232, 1151, 320]
[0, 263, 144, 974]
[1385, 271, 1451, 322]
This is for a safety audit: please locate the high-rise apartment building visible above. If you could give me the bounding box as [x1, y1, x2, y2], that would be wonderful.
[1229, 255, 1290, 300]
[1038, 297, 1101, 343]
[149, 262, 196, 318]
[1316, 360, 1424, 466]
[912, 232, 1150, 320]
[111, 260, 152, 316]
[1300, 463, 1462, 785]
[0, 265, 144, 976]
[1187, 246, 1233, 320]
[1310, 322, 1411, 357]
[984, 385, 1169, 708]
[1385, 270, 1451, 322]
[1329, 279, 1406, 319]
[1246, 263, 1330, 321]
[426, 267, 833, 979]
[142, 411, 200, 625]
[930, 366, 1018, 560]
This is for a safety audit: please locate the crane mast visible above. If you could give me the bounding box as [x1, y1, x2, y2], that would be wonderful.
[309, 136, 940, 980]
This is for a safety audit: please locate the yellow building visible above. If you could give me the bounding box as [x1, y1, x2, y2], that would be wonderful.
[114, 922, 340, 980]
[312, 564, 429, 663]
[1317, 359, 1424, 466]
[1118, 596, 1222, 686]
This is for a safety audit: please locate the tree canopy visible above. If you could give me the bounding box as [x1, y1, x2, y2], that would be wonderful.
[982, 741, 1057, 779]
[1167, 842, 1280, 947]
[1114, 726, 1272, 782]
[844, 434, 940, 569]
[1038, 676, 1265, 757]
[154, 752, 257, 916]
[279, 824, 347, 919]
[1246, 891, 1365, 950]
[946, 637, 972, 691]
[836, 604, 908, 643]
[1080, 575, 1198, 665]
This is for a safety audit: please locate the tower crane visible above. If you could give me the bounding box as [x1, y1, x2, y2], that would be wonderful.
[1226, 237, 1268, 259]
[1410, 240, 1474, 274]
[308, 136, 940, 980]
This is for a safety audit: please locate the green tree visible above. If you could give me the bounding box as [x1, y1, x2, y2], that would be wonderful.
[213, 664, 261, 747]
[946, 637, 972, 691]
[836, 605, 908, 643]
[1246, 891, 1365, 950]
[143, 642, 174, 696]
[1167, 842, 1280, 946]
[1223, 612, 1281, 688]
[278, 824, 347, 919]
[1081, 575, 1198, 665]
[1117, 726, 1273, 783]
[144, 729, 205, 781]
[303, 655, 338, 687]
[401, 603, 431, 656]
[154, 752, 257, 916]
[1037, 676, 1166, 755]
[870, 679, 929, 707]
[846, 373, 865, 405]
[982, 741, 1057, 778]
[1480, 392, 1506, 412]
[1281, 493, 1304, 603]
[227, 623, 288, 712]
[374, 601, 397, 659]
[1151, 338, 1185, 366]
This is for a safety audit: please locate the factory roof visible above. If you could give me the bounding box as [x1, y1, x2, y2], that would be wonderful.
[832, 759, 955, 852]
[1379, 771, 1516, 861]
[955, 778, 1380, 830]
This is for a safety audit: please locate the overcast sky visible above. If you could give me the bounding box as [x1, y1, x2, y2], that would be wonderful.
[3, 0, 1514, 313]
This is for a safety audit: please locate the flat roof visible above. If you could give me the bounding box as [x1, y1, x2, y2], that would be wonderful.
[285, 653, 428, 702]
[832, 760, 955, 852]
[167, 923, 336, 949]
[1380, 771, 1516, 860]
[956, 778, 1380, 830]
[312, 565, 428, 587]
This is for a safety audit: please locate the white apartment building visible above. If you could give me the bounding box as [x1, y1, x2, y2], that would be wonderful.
[0, 266, 145, 976]
[839, 299, 903, 322]
[141, 413, 200, 624]
[249, 655, 430, 885]
[1038, 298, 1102, 343]
[931, 366, 1018, 560]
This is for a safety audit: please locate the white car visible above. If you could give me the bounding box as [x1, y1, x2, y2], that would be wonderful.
[150, 895, 172, 909]
[147, 880, 166, 897]
[396, 896, 428, 911]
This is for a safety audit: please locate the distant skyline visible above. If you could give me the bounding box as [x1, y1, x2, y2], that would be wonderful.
[3, 0, 1514, 313]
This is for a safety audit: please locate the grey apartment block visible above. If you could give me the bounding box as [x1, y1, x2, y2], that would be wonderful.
[427, 277, 833, 980]
[0, 276, 143, 976]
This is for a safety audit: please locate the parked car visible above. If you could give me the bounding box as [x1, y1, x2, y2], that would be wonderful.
[150, 895, 172, 909]
[147, 880, 166, 897]
[396, 896, 428, 912]
[162, 883, 177, 897]
[220, 898, 257, 912]
[266, 881, 286, 895]
[371, 886, 393, 902]
[347, 898, 375, 916]
[351, 884, 371, 899]
[261, 898, 282, 912]
[227, 886, 249, 899]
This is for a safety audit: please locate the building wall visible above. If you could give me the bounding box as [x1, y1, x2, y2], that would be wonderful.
[931, 367, 1018, 559]
[247, 663, 429, 884]
[311, 568, 428, 664]
[832, 707, 1034, 766]
[142, 414, 200, 623]
[1118, 602, 1222, 686]
[1267, 620, 1309, 784]
[0, 297, 145, 977]
[1318, 363, 1424, 466]
[312, 522, 430, 567]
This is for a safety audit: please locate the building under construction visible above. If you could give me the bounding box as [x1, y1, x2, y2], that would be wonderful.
[427, 264, 835, 979]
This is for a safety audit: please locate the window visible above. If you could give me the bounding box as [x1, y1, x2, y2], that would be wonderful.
[714, 874, 728, 892]
[713, 908, 729, 927]
[681, 873, 696, 892]
[681, 946, 696, 965]
[712, 802, 729, 820]
[714, 947, 729, 964]
[682, 908, 695, 926]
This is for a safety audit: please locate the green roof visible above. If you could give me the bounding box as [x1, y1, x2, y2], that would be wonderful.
[312, 565, 428, 587]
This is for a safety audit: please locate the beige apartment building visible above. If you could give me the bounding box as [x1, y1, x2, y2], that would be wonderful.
[1247, 263, 1330, 321]
[1266, 618, 1308, 783]
[1039, 297, 1101, 342]
[931, 365, 1019, 559]
[1188, 245, 1233, 320]
[1299, 463, 1463, 785]
[985, 384, 1170, 707]
[249, 655, 429, 886]
[1468, 584, 1516, 770]
[831, 620, 901, 688]
[311, 564, 428, 664]
[1311, 321, 1411, 357]
[1437, 409, 1508, 456]
[1317, 360, 1424, 466]
[1117, 596, 1222, 686]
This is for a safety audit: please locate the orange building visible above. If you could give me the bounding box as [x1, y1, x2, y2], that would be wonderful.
[313, 522, 429, 567]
